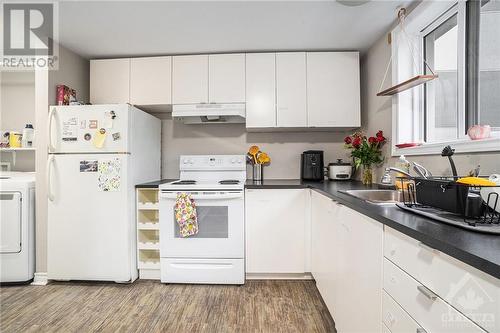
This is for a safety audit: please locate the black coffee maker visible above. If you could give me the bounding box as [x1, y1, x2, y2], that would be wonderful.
[301, 150, 324, 181]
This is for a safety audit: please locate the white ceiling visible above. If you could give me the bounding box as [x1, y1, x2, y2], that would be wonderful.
[58, 1, 413, 59]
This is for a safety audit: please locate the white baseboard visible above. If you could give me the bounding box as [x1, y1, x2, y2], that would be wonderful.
[246, 273, 314, 280]
[31, 272, 48, 286]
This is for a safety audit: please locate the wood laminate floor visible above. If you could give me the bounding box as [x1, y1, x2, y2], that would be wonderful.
[0, 280, 336, 333]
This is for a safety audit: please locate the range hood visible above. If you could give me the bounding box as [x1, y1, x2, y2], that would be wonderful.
[172, 103, 245, 124]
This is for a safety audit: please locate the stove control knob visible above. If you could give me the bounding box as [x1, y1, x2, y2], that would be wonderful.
[231, 158, 236, 164]
[237, 159, 243, 164]
[189, 159, 194, 164]
[183, 159, 188, 164]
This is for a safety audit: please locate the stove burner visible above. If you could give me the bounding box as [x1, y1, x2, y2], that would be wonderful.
[172, 180, 196, 185]
[219, 180, 240, 185]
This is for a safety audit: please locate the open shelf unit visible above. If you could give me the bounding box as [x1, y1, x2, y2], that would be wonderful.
[136, 188, 160, 280]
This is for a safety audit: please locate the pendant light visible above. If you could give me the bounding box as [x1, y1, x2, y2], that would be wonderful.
[377, 8, 438, 97]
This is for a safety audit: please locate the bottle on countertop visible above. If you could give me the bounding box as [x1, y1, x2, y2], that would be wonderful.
[395, 155, 411, 190]
[21, 124, 34, 148]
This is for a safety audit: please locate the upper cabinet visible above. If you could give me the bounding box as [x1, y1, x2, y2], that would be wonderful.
[90, 52, 361, 129]
[172, 55, 209, 104]
[307, 52, 360, 127]
[130, 56, 172, 106]
[90, 58, 130, 104]
[209, 54, 245, 103]
[246, 53, 276, 128]
[276, 52, 307, 127]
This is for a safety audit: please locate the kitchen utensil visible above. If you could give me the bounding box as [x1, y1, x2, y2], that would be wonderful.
[412, 161, 430, 179]
[252, 164, 263, 182]
[248, 145, 259, 164]
[480, 174, 500, 213]
[441, 145, 458, 178]
[389, 167, 412, 178]
[328, 159, 352, 180]
[457, 177, 496, 187]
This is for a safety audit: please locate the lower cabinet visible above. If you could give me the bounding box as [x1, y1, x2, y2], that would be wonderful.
[245, 189, 309, 274]
[311, 191, 383, 333]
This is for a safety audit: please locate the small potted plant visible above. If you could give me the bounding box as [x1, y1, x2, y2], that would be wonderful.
[344, 130, 387, 185]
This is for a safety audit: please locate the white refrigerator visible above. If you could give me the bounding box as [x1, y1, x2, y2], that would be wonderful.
[47, 104, 160, 282]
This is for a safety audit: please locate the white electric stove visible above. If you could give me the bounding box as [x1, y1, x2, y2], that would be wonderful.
[159, 155, 246, 284]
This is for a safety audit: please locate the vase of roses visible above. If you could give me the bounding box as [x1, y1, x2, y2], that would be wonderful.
[344, 130, 387, 185]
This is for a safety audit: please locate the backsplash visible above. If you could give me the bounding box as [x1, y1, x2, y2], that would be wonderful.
[161, 116, 352, 179]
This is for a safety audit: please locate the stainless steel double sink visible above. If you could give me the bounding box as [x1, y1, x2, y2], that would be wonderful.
[340, 189, 404, 205]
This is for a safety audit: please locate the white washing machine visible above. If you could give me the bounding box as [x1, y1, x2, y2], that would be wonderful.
[0, 172, 35, 283]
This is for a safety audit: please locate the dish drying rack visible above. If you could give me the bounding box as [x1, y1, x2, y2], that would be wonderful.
[395, 176, 500, 234]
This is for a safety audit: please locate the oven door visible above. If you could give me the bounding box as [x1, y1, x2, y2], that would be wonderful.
[159, 190, 244, 258]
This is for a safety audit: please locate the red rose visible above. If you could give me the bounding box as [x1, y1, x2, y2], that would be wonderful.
[352, 137, 361, 148]
[376, 130, 384, 138]
[376, 135, 385, 143]
[368, 136, 376, 144]
[344, 136, 352, 144]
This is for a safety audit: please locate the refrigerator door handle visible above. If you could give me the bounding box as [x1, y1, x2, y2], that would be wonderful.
[47, 156, 55, 201]
[48, 107, 57, 152]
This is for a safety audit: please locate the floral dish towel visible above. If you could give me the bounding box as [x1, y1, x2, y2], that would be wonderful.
[175, 193, 198, 237]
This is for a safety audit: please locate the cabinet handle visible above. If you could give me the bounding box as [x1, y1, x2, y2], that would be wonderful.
[416, 328, 427, 333]
[417, 285, 437, 301]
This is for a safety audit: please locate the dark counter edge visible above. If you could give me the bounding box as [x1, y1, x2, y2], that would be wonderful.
[137, 179, 500, 279]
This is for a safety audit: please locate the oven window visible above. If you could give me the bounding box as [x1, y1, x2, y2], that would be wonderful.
[174, 206, 229, 238]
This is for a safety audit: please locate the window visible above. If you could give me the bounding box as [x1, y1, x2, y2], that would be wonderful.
[477, 0, 500, 128]
[424, 12, 459, 142]
[392, 0, 500, 155]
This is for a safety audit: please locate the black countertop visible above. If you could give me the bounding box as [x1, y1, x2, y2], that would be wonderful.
[137, 178, 500, 279]
[247, 179, 500, 279]
[136, 179, 176, 188]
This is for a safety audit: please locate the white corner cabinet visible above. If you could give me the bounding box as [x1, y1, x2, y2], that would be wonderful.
[310, 190, 383, 333]
[136, 188, 160, 280]
[90, 57, 172, 109]
[245, 189, 310, 277]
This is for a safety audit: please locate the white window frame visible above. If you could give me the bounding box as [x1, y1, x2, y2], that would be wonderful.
[391, 0, 500, 156]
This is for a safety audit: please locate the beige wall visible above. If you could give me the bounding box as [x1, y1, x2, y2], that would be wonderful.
[161, 116, 352, 179]
[360, 34, 500, 182]
[0, 71, 36, 171]
[35, 45, 89, 273]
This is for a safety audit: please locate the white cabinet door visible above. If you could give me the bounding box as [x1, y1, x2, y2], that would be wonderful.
[90, 58, 130, 104]
[208, 54, 245, 103]
[335, 205, 383, 333]
[307, 52, 360, 127]
[245, 189, 308, 274]
[172, 55, 209, 104]
[311, 191, 339, 318]
[276, 52, 307, 127]
[245, 53, 276, 128]
[130, 56, 172, 105]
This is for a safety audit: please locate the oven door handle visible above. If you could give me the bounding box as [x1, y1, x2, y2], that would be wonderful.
[159, 192, 243, 200]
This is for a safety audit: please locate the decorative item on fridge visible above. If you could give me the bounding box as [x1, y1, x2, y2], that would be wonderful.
[344, 130, 387, 185]
[247, 145, 270, 182]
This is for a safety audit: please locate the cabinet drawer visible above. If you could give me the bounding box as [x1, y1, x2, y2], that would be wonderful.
[384, 259, 486, 333]
[383, 291, 422, 333]
[384, 227, 499, 332]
